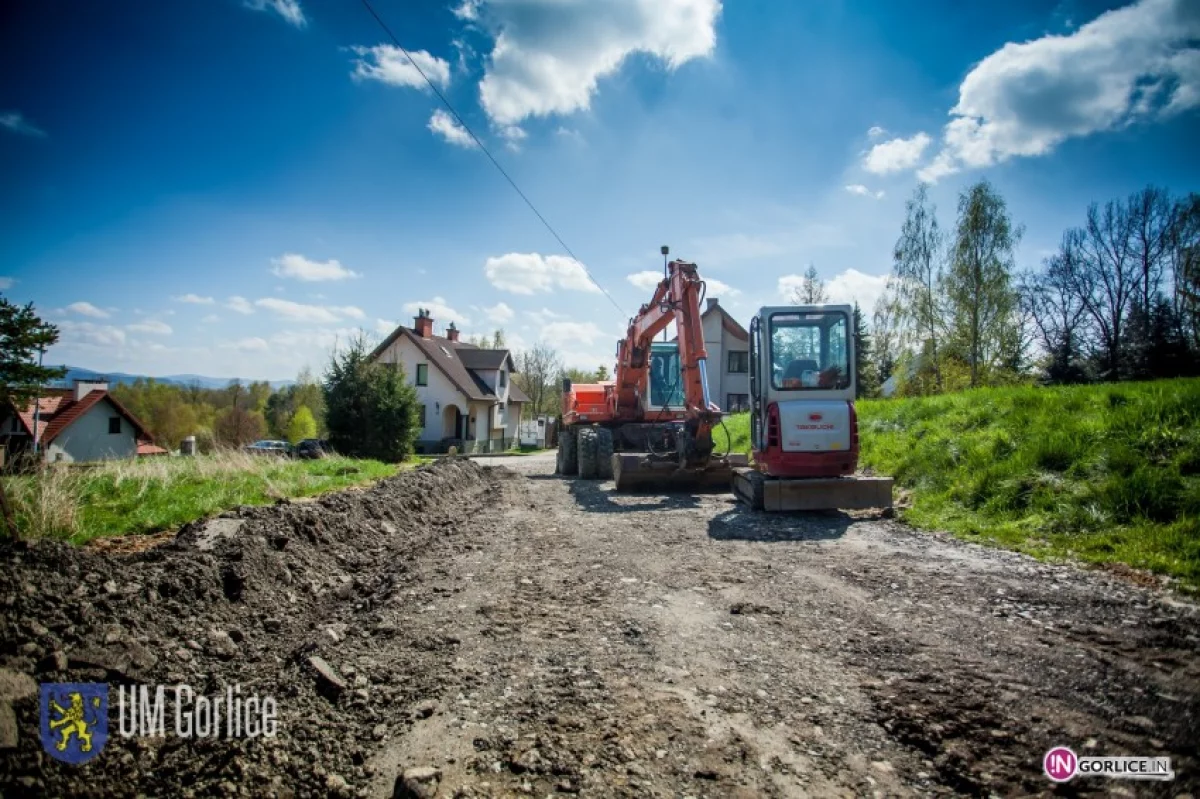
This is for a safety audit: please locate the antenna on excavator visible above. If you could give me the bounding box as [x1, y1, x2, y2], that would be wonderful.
[661, 245, 670, 341]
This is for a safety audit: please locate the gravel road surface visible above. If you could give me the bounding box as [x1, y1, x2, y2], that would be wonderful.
[1, 455, 1196, 798]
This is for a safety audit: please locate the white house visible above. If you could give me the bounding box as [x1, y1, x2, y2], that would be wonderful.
[674, 298, 751, 413]
[0, 380, 167, 464]
[371, 310, 530, 453]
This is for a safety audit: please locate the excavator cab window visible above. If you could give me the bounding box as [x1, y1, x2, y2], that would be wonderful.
[648, 342, 685, 408]
[769, 311, 851, 391]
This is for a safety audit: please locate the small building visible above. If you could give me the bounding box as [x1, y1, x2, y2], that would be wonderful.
[0, 379, 166, 463]
[371, 310, 531, 453]
[674, 298, 751, 412]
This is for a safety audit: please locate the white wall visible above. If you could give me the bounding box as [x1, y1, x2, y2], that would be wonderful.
[376, 336, 466, 440]
[700, 308, 750, 411]
[48, 399, 137, 463]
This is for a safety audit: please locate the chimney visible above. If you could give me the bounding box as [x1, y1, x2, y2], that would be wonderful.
[446, 321, 460, 342]
[706, 298, 718, 312]
[413, 308, 433, 338]
[74, 378, 108, 401]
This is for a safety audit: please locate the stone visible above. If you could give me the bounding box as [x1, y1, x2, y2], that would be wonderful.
[325, 773, 350, 796]
[397, 766, 441, 799]
[0, 701, 19, 748]
[0, 668, 38, 701]
[263, 618, 283, 634]
[206, 630, 239, 660]
[308, 656, 347, 700]
[413, 700, 437, 719]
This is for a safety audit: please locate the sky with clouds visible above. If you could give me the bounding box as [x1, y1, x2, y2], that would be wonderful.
[1, 0, 1197, 380]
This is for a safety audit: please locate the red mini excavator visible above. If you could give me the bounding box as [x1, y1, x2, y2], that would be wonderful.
[555, 253, 748, 490]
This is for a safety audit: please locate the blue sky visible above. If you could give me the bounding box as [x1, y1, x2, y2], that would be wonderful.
[2, 0, 1197, 380]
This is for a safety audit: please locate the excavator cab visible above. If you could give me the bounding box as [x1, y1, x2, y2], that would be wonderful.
[733, 305, 893, 511]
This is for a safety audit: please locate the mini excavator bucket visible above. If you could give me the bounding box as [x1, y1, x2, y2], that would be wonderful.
[732, 468, 893, 512]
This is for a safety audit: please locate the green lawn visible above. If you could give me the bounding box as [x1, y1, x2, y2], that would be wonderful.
[3, 451, 400, 544]
[716, 378, 1200, 590]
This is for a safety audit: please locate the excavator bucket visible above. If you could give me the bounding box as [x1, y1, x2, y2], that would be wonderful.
[613, 453, 750, 492]
[733, 468, 893, 512]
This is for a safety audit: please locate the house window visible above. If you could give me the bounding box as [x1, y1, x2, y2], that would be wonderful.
[727, 350, 748, 373]
[726, 394, 749, 413]
[108, 416, 121, 434]
[499, 369, 507, 388]
[10, 417, 21, 433]
[416, 363, 428, 386]
[418, 404, 426, 428]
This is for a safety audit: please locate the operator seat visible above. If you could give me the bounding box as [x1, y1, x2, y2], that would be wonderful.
[782, 359, 820, 384]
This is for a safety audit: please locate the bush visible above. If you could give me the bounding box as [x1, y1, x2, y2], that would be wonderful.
[323, 334, 421, 462]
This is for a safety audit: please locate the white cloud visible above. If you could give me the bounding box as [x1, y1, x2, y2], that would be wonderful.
[201, 314, 221, 323]
[452, 0, 480, 21]
[172, 293, 214, 304]
[244, 0, 305, 27]
[350, 44, 451, 90]
[126, 320, 173, 335]
[0, 277, 14, 290]
[484, 252, 598, 294]
[401, 296, 470, 326]
[777, 268, 890, 313]
[704, 276, 739, 297]
[227, 337, 270, 352]
[626, 270, 664, 291]
[271, 253, 360, 282]
[918, 0, 1200, 181]
[66, 301, 109, 319]
[862, 132, 931, 174]
[867, 125, 886, 139]
[331, 305, 365, 320]
[541, 320, 606, 345]
[524, 307, 565, 326]
[844, 184, 885, 199]
[255, 298, 342, 324]
[428, 109, 477, 148]
[226, 296, 254, 315]
[483, 302, 515, 323]
[376, 318, 397, 335]
[475, 0, 722, 126]
[57, 320, 126, 347]
[0, 111, 46, 138]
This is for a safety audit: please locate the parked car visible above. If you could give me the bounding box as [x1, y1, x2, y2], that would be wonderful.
[292, 438, 329, 460]
[244, 440, 291, 457]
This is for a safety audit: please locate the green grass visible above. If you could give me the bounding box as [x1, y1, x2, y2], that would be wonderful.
[3, 451, 400, 544]
[717, 378, 1200, 589]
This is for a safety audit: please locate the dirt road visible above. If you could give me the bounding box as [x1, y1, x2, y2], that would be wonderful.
[1, 456, 1197, 797]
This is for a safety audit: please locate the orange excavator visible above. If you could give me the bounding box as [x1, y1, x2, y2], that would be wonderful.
[555, 252, 748, 490]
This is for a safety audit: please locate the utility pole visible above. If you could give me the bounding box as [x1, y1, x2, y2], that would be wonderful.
[661, 245, 669, 342]
[31, 347, 45, 459]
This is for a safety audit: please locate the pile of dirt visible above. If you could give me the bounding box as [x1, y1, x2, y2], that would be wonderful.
[0, 458, 494, 798]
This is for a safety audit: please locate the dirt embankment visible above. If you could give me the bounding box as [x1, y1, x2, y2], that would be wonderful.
[1, 454, 1198, 798]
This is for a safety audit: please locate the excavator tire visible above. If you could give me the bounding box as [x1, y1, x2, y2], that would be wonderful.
[577, 426, 599, 479]
[557, 427, 578, 476]
[595, 427, 614, 480]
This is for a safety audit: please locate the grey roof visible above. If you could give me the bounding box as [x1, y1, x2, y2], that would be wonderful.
[371, 326, 528, 404]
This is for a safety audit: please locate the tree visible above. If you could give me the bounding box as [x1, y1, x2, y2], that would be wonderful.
[1070, 200, 1140, 380]
[892, 184, 947, 392]
[790, 264, 828, 304]
[1021, 239, 1091, 384]
[0, 295, 65, 407]
[286, 405, 318, 443]
[1167, 193, 1200, 351]
[595, 364, 610, 381]
[870, 279, 903, 390]
[323, 334, 421, 461]
[513, 342, 562, 416]
[945, 179, 1022, 387]
[215, 406, 266, 446]
[852, 303, 877, 398]
[492, 329, 506, 349]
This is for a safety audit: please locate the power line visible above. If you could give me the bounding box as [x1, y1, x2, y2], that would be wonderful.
[358, 0, 628, 318]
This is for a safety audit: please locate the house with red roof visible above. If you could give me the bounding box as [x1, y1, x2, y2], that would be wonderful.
[0, 379, 167, 464]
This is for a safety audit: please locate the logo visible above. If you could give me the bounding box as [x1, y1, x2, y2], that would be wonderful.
[1044, 747, 1174, 783]
[808, 412, 823, 421]
[41, 683, 108, 765]
[1044, 746, 1077, 782]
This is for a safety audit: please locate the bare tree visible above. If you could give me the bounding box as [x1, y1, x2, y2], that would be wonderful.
[1167, 193, 1200, 349]
[870, 278, 904, 388]
[1021, 234, 1091, 382]
[513, 341, 563, 417]
[790, 264, 828, 304]
[892, 184, 947, 391]
[1128, 185, 1173, 311]
[946, 179, 1022, 387]
[1069, 200, 1140, 380]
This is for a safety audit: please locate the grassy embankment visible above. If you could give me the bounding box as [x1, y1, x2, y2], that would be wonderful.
[714, 378, 1200, 588]
[2, 451, 407, 544]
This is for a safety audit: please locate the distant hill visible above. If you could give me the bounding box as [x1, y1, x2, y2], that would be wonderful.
[53, 366, 294, 390]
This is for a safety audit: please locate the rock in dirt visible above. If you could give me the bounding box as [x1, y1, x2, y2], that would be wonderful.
[396, 766, 441, 799]
[0, 702, 19, 749]
[0, 669, 37, 702]
[309, 656, 347, 700]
